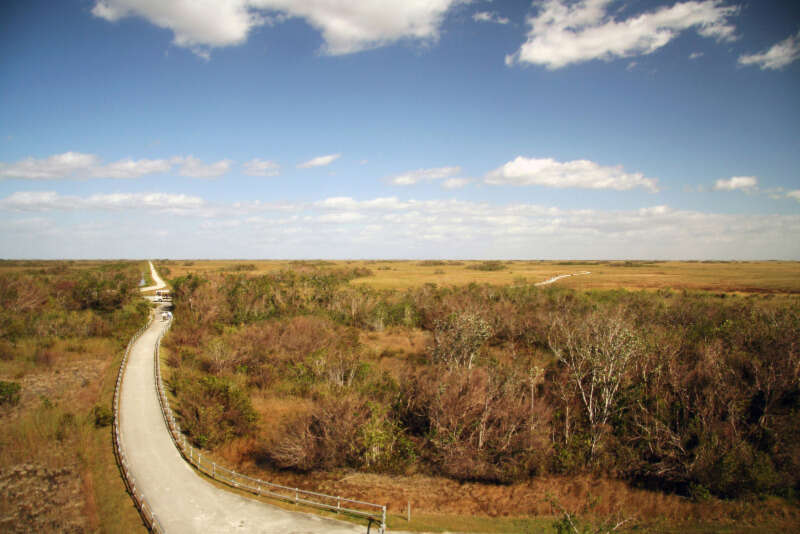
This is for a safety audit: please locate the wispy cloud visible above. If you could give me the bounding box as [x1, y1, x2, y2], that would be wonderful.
[506, 0, 738, 69]
[297, 153, 341, 169]
[473, 11, 509, 25]
[713, 176, 758, 191]
[4, 192, 799, 258]
[739, 30, 800, 70]
[243, 158, 280, 176]
[486, 156, 659, 192]
[175, 156, 232, 178]
[389, 166, 462, 186]
[0, 151, 234, 180]
[0, 191, 205, 212]
[0, 152, 100, 179]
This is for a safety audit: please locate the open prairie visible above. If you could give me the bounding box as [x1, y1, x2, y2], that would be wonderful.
[156, 259, 800, 293]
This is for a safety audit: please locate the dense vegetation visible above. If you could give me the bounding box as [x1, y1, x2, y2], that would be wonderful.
[0, 261, 150, 532]
[163, 266, 800, 502]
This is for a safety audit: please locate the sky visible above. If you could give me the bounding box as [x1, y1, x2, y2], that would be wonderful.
[1, 0, 799, 260]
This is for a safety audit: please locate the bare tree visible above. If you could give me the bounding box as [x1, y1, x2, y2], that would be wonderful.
[549, 309, 641, 460]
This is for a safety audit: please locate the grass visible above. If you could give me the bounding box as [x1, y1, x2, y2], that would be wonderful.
[154, 259, 800, 293]
[0, 259, 150, 533]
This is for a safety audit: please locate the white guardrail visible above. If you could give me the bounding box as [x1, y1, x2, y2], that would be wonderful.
[152, 314, 388, 534]
[112, 314, 166, 533]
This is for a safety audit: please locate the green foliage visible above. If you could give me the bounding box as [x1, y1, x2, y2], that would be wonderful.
[92, 404, 113, 427]
[467, 261, 507, 271]
[0, 380, 21, 406]
[172, 372, 257, 448]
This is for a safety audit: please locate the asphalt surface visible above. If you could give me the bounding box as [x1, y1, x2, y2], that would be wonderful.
[119, 264, 369, 533]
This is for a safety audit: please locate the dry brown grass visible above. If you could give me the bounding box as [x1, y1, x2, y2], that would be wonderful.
[158, 259, 800, 294]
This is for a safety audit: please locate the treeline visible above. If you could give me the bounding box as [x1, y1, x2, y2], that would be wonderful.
[163, 268, 800, 499]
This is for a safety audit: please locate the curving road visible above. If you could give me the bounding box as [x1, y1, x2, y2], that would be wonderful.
[140, 260, 167, 292]
[121, 264, 366, 533]
[534, 271, 591, 286]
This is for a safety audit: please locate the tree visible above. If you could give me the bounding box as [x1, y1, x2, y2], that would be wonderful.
[549, 309, 641, 460]
[431, 311, 492, 369]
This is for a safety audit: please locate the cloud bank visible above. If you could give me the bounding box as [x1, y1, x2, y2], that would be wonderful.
[4, 191, 798, 259]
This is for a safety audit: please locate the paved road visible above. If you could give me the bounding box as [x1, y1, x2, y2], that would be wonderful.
[119, 266, 368, 533]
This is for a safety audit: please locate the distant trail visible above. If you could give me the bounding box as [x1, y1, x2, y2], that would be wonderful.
[140, 260, 167, 292]
[119, 263, 366, 533]
[534, 271, 591, 287]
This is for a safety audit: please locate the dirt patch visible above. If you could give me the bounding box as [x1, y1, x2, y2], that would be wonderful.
[0, 361, 106, 418]
[0, 462, 87, 533]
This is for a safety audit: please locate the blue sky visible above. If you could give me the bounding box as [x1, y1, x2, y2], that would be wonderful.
[1, 0, 799, 259]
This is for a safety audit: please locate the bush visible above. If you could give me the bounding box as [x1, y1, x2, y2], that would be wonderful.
[92, 404, 113, 427]
[174, 373, 257, 448]
[431, 312, 492, 369]
[0, 380, 21, 406]
[467, 261, 506, 271]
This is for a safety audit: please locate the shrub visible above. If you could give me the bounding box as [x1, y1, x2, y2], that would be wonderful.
[467, 261, 506, 271]
[0, 380, 21, 406]
[430, 312, 492, 369]
[92, 404, 113, 427]
[175, 373, 257, 448]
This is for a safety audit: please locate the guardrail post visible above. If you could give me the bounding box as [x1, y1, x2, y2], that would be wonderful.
[212, 462, 216, 477]
[337, 496, 341, 511]
[381, 505, 386, 534]
[295, 488, 298, 504]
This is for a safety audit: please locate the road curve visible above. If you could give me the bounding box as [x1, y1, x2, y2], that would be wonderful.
[140, 261, 167, 293]
[120, 266, 366, 533]
[534, 271, 591, 287]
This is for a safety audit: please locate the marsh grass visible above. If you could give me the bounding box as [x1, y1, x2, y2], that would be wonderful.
[155, 259, 800, 293]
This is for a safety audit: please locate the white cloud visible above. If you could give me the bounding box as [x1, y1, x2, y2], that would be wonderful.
[506, 0, 738, 69]
[713, 176, 758, 191]
[786, 190, 800, 202]
[486, 156, 659, 192]
[92, 0, 260, 51]
[0, 151, 217, 180]
[298, 153, 340, 169]
[473, 11, 509, 25]
[739, 31, 800, 70]
[317, 212, 367, 222]
[442, 178, 470, 190]
[0, 191, 205, 212]
[93, 0, 461, 57]
[4, 192, 799, 259]
[175, 156, 232, 178]
[689, 51, 704, 60]
[243, 158, 280, 176]
[389, 166, 461, 185]
[90, 157, 173, 178]
[0, 152, 99, 179]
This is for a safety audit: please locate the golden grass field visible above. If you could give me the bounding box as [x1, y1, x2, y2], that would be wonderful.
[156, 259, 800, 294]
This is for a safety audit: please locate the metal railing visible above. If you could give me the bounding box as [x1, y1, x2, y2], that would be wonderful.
[153, 315, 387, 533]
[112, 315, 166, 533]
